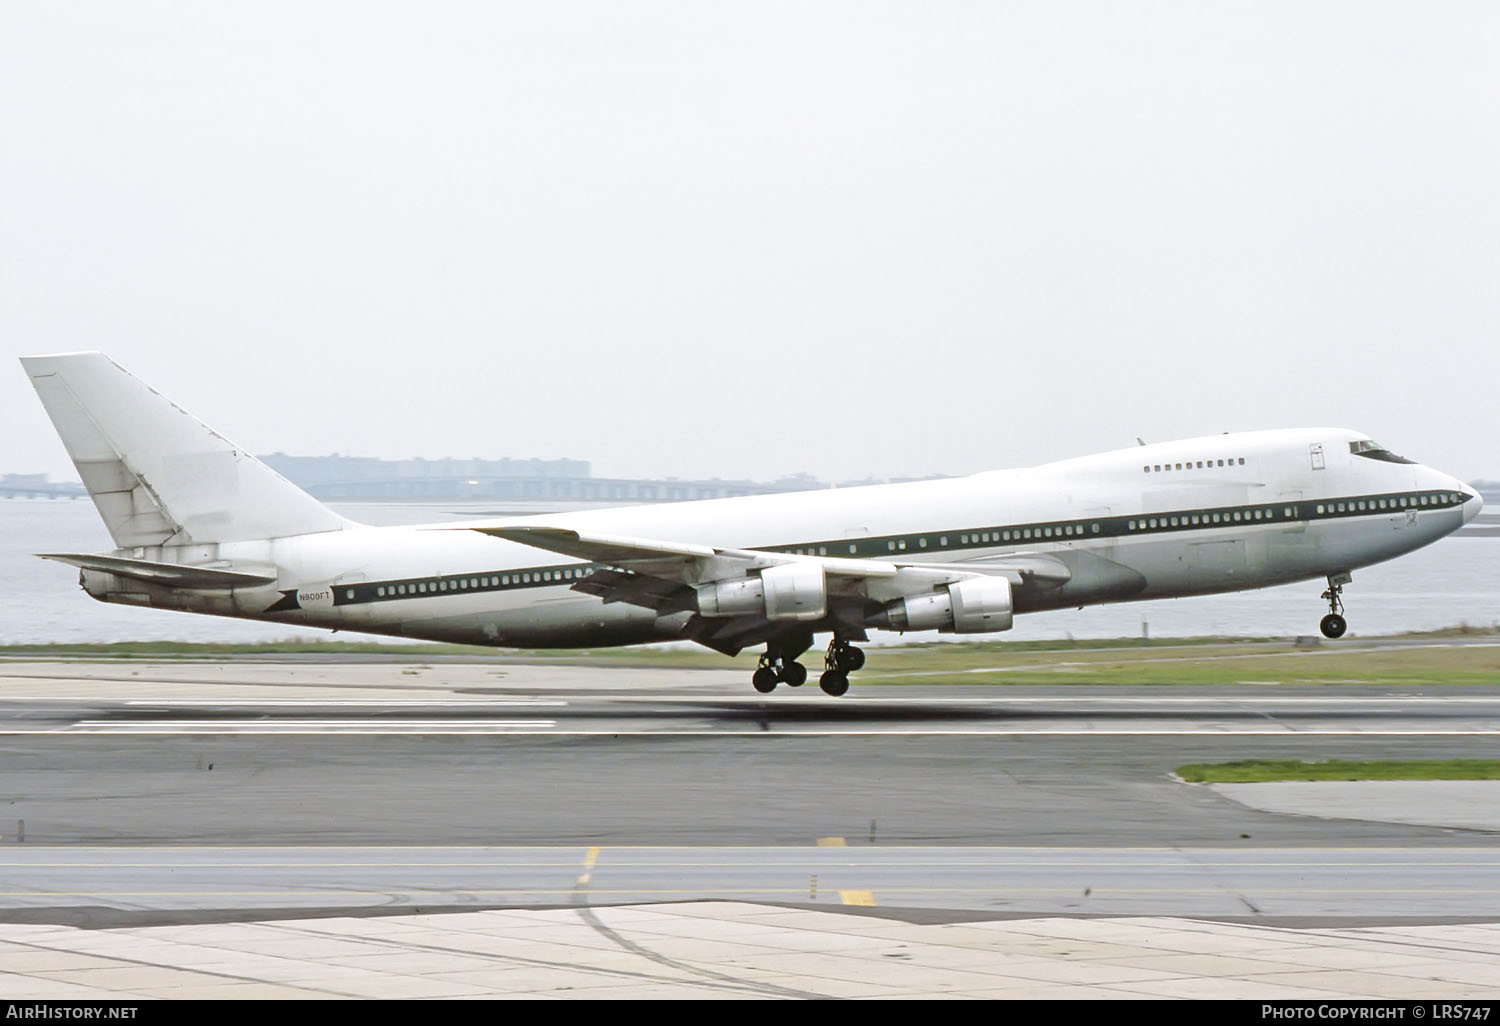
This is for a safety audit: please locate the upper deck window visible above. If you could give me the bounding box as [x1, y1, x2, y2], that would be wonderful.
[1349, 440, 1415, 464]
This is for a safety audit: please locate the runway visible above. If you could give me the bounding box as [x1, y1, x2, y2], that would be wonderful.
[5, 657, 1500, 737]
[1, 659, 1497, 854]
[1, 658, 1497, 997]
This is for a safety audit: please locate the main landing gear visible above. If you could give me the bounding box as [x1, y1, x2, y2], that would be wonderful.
[1319, 573, 1351, 639]
[750, 635, 865, 697]
[818, 637, 865, 697]
[752, 653, 807, 693]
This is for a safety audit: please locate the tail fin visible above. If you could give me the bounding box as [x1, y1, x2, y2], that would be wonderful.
[21, 352, 350, 548]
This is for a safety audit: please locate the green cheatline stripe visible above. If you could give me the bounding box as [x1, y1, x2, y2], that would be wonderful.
[330, 487, 1465, 607]
[1176, 759, 1500, 783]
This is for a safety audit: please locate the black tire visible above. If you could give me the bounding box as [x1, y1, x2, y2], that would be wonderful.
[1320, 613, 1348, 639]
[752, 667, 778, 693]
[841, 647, 866, 672]
[819, 670, 849, 697]
[782, 661, 807, 687]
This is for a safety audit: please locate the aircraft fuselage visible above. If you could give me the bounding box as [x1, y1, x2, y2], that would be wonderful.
[81, 427, 1480, 649]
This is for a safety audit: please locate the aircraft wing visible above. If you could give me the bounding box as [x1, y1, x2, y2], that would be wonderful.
[469, 526, 733, 577]
[472, 525, 900, 579]
[466, 524, 1069, 653]
[475, 524, 1069, 586]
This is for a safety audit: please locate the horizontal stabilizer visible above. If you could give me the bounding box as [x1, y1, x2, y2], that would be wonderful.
[37, 553, 277, 590]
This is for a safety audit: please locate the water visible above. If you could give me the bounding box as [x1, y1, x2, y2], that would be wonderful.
[3, 497, 1498, 646]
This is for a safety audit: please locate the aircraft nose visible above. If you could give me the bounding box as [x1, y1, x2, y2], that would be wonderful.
[1462, 485, 1484, 524]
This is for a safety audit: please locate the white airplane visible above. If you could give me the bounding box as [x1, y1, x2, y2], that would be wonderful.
[22, 352, 1483, 696]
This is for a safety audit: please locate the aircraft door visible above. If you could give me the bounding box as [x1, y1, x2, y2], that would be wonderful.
[1266, 492, 1319, 577]
[329, 573, 374, 625]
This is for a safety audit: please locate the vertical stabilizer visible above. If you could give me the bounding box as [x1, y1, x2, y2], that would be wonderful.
[21, 352, 350, 547]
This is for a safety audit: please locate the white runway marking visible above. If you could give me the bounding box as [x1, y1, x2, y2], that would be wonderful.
[121, 699, 568, 706]
[0, 697, 566, 706]
[45, 719, 559, 734]
[0, 694, 1497, 705]
[3, 690, 1498, 735]
[7, 726, 1498, 737]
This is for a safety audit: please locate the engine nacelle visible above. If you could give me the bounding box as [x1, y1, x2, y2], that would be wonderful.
[871, 576, 1014, 634]
[695, 562, 827, 621]
[694, 575, 764, 616]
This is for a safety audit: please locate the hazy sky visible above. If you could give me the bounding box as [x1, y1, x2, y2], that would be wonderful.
[3, 2, 1498, 485]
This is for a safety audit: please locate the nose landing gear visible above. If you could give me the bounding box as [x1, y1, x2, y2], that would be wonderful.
[1319, 573, 1351, 639]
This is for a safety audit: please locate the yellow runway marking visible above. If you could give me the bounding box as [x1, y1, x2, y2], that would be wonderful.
[816, 837, 846, 847]
[576, 845, 601, 886]
[839, 890, 876, 906]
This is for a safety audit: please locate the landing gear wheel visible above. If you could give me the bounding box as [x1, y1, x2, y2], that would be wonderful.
[752, 667, 778, 693]
[824, 637, 864, 685]
[1319, 573, 1351, 640]
[819, 670, 850, 697]
[782, 661, 807, 687]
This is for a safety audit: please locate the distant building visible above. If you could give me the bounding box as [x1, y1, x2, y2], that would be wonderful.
[0, 473, 86, 499]
[4, 457, 945, 505]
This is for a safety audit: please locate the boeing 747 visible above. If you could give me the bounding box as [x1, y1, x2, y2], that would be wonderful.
[22, 353, 1483, 695]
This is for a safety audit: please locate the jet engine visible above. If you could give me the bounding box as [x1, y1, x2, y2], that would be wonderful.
[694, 562, 827, 621]
[870, 575, 1013, 634]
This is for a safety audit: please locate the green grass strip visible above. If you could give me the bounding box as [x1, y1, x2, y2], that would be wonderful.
[1176, 759, 1500, 783]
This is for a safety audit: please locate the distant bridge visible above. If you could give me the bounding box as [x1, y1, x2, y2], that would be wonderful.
[0, 483, 86, 500]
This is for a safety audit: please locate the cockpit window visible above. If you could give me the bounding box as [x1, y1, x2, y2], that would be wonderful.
[1349, 440, 1415, 464]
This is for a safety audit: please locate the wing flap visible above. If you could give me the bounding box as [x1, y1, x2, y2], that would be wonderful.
[572, 566, 698, 613]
